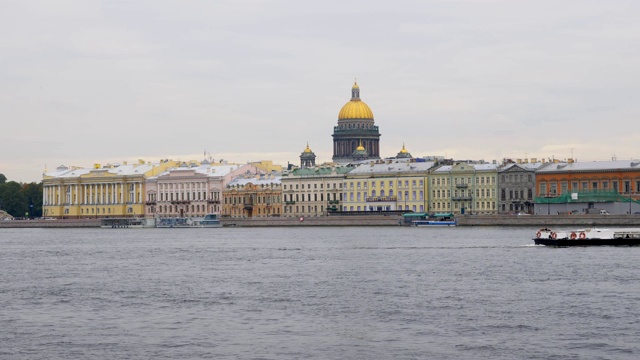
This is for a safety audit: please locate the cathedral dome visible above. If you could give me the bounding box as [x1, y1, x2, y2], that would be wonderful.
[338, 82, 374, 120]
[396, 143, 412, 158]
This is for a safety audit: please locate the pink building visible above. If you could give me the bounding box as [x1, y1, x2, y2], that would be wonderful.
[145, 161, 262, 218]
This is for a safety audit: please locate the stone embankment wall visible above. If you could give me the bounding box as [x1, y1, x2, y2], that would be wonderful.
[221, 215, 402, 227]
[0, 219, 101, 228]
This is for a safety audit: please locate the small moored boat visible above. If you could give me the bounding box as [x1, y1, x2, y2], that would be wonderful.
[200, 213, 222, 228]
[534, 228, 640, 246]
[413, 213, 456, 227]
[156, 214, 222, 228]
[101, 217, 145, 229]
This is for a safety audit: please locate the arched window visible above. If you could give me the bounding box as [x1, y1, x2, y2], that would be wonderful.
[381, 189, 385, 197]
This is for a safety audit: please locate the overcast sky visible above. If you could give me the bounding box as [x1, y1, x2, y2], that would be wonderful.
[1, 0, 639, 182]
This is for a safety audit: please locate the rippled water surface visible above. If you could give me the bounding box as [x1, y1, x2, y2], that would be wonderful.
[2, 226, 640, 359]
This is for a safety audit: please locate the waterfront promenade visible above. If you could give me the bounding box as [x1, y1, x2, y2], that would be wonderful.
[2, 215, 640, 228]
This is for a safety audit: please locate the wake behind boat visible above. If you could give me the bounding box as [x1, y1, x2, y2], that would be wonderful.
[534, 228, 640, 246]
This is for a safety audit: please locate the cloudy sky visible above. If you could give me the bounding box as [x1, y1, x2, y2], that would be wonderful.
[1, 0, 639, 182]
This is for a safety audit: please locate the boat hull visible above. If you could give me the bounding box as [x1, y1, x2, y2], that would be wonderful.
[534, 238, 640, 246]
[413, 220, 457, 227]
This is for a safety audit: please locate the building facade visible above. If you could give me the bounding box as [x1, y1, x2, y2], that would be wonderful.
[534, 160, 640, 214]
[42, 160, 179, 218]
[281, 166, 352, 217]
[342, 158, 434, 213]
[498, 161, 544, 214]
[223, 174, 282, 218]
[332, 82, 381, 162]
[430, 162, 499, 215]
[146, 162, 262, 218]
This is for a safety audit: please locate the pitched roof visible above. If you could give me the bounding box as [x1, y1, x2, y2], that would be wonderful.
[537, 160, 640, 173]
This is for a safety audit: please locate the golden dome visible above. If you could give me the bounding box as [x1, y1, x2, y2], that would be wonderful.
[356, 140, 366, 151]
[339, 101, 374, 120]
[338, 82, 373, 120]
[303, 142, 312, 153]
[400, 144, 408, 153]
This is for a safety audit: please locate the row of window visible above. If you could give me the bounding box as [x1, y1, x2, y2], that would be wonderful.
[500, 189, 534, 201]
[433, 176, 497, 186]
[540, 180, 640, 195]
[283, 182, 341, 190]
[432, 189, 497, 198]
[285, 193, 341, 202]
[343, 190, 424, 202]
[432, 202, 497, 210]
[225, 195, 282, 205]
[501, 174, 533, 183]
[349, 180, 424, 189]
[158, 182, 207, 190]
[224, 207, 281, 216]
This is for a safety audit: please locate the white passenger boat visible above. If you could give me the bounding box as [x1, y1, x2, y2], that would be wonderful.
[534, 228, 640, 246]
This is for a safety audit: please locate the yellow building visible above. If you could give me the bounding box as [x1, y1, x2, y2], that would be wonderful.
[248, 160, 284, 173]
[342, 159, 435, 212]
[42, 160, 179, 218]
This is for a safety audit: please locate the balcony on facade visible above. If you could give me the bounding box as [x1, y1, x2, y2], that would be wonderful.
[145, 201, 156, 205]
[207, 199, 221, 204]
[244, 202, 254, 210]
[366, 196, 398, 202]
[455, 183, 468, 188]
[328, 200, 340, 204]
[285, 201, 296, 205]
[171, 200, 190, 205]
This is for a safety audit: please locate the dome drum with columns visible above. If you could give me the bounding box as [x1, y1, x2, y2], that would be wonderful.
[299, 143, 316, 168]
[332, 82, 381, 162]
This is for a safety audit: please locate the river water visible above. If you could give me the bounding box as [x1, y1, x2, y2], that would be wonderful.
[1, 226, 639, 359]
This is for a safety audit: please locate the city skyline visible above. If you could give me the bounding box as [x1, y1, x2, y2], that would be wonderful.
[2, 0, 639, 182]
